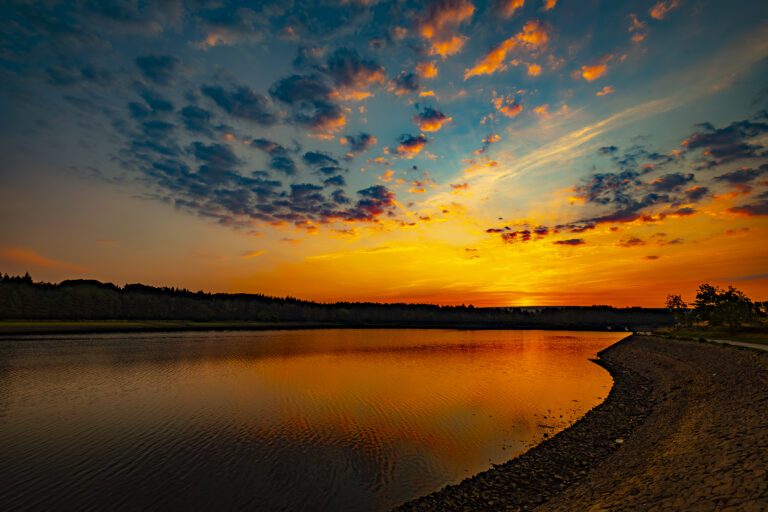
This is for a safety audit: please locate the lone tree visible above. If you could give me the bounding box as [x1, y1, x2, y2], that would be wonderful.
[693, 283, 755, 330]
[665, 294, 690, 327]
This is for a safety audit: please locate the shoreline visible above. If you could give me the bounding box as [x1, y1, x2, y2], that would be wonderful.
[0, 320, 635, 336]
[395, 334, 768, 511]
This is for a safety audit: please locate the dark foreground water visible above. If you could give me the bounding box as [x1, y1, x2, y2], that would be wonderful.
[0, 329, 626, 511]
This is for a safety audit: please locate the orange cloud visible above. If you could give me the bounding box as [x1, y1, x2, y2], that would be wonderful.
[534, 104, 549, 116]
[0, 247, 88, 273]
[628, 14, 648, 42]
[417, 0, 475, 59]
[396, 134, 428, 158]
[527, 63, 542, 76]
[492, 94, 523, 118]
[596, 85, 615, 96]
[413, 108, 452, 132]
[416, 61, 439, 79]
[242, 250, 266, 259]
[577, 54, 614, 81]
[465, 39, 517, 78]
[649, 0, 680, 20]
[542, 0, 556, 10]
[498, 0, 524, 18]
[464, 19, 547, 79]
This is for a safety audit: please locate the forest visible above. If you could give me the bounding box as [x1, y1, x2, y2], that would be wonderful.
[0, 273, 674, 331]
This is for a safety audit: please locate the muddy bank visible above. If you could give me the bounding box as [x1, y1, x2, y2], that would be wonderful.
[395, 335, 768, 511]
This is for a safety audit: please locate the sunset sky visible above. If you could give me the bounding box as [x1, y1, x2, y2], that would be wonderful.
[1, 0, 767, 306]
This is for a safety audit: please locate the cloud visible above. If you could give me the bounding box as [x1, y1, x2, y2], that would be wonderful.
[323, 175, 346, 187]
[326, 48, 387, 100]
[553, 238, 585, 246]
[649, 172, 693, 192]
[180, 106, 216, 135]
[303, 150, 345, 175]
[474, 133, 501, 154]
[340, 133, 377, 158]
[413, 106, 452, 132]
[464, 19, 548, 79]
[714, 164, 768, 184]
[396, 134, 429, 157]
[492, 95, 523, 118]
[577, 54, 614, 81]
[596, 85, 615, 96]
[416, 61, 438, 79]
[242, 250, 266, 259]
[390, 71, 421, 95]
[416, 0, 475, 58]
[47, 64, 112, 86]
[542, 0, 557, 10]
[201, 84, 276, 125]
[684, 186, 710, 201]
[269, 74, 346, 135]
[497, 0, 524, 18]
[727, 200, 768, 216]
[682, 117, 768, 168]
[617, 237, 647, 247]
[196, 7, 266, 47]
[649, 0, 680, 20]
[0, 247, 88, 273]
[135, 54, 182, 86]
[628, 14, 648, 42]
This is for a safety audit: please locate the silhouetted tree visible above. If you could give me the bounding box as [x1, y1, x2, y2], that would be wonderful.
[665, 294, 690, 327]
[693, 283, 755, 330]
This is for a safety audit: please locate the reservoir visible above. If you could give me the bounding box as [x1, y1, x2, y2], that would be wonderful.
[0, 329, 626, 510]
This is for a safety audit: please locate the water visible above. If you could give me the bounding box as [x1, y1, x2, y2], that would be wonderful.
[0, 329, 626, 511]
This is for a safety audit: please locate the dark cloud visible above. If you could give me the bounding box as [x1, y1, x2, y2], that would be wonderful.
[413, 106, 450, 132]
[135, 54, 182, 86]
[684, 186, 709, 202]
[303, 151, 344, 175]
[342, 185, 397, 221]
[684, 117, 768, 168]
[47, 64, 111, 86]
[139, 89, 174, 113]
[250, 138, 298, 175]
[553, 239, 586, 246]
[269, 74, 345, 133]
[325, 48, 386, 94]
[396, 134, 429, 156]
[649, 172, 693, 192]
[714, 164, 768, 184]
[180, 105, 214, 135]
[191, 142, 240, 172]
[671, 207, 696, 216]
[196, 6, 267, 47]
[323, 175, 346, 187]
[201, 85, 276, 125]
[727, 200, 768, 216]
[79, 0, 185, 35]
[599, 145, 618, 154]
[617, 237, 646, 247]
[342, 133, 377, 158]
[390, 71, 421, 95]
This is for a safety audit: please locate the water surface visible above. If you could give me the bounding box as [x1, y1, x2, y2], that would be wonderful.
[0, 329, 626, 510]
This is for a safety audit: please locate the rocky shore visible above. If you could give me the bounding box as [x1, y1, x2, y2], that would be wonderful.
[395, 335, 768, 511]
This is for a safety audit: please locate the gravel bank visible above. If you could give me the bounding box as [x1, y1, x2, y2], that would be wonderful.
[394, 335, 768, 511]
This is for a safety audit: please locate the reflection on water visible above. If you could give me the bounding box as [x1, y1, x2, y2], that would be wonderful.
[0, 329, 625, 510]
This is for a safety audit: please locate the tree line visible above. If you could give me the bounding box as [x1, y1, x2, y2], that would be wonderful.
[0, 273, 676, 330]
[666, 284, 767, 330]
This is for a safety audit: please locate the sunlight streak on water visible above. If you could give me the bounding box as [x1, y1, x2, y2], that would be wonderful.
[0, 329, 626, 510]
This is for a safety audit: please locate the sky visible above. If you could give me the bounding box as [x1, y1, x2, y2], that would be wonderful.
[0, 0, 767, 307]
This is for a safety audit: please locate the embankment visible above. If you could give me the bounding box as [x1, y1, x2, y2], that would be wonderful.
[395, 335, 768, 511]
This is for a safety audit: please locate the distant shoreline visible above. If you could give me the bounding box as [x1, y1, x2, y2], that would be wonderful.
[0, 320, 636, 336]
[395, 335, 768, 511]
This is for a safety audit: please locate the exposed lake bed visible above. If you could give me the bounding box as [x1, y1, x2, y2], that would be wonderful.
[0, 329, 624, 511]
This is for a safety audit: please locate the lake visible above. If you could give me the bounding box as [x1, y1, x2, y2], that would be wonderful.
[0, 329, 627, 510]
